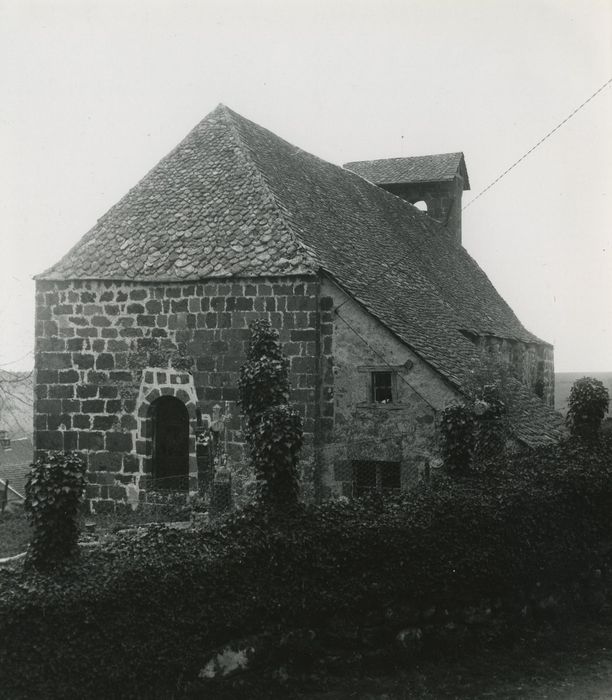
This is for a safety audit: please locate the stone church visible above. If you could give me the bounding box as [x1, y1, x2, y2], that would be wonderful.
[33, 105, 563, 509]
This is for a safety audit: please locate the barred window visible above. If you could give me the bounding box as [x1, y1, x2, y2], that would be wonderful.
[352, 460, 401, 496]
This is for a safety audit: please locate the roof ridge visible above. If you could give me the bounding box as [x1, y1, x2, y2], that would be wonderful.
[345, 151, 464, 165]
[219, 106, 319, 270]
[36, 112, 222, 280]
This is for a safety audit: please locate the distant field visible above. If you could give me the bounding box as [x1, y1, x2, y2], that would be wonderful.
[555, 372, 612, 415]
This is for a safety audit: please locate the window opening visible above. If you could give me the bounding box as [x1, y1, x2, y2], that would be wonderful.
[353, 460, 401, 497]
[372, 371, 393, 404]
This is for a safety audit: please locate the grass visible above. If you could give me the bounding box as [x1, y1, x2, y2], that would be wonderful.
[0, 510, 31, 558]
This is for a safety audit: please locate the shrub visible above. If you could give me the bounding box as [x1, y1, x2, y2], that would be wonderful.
[2, 437, 612, 698]
[440, 356, 517, 473]
[24, 451, 86, 571]
[439, 404, 474, 473]
[238, 320, 303, 509]
[566, 376, 610, 441]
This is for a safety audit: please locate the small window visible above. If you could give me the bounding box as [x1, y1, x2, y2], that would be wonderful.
[372, 371, 393, 404]
[534, 379, 544, 399]
[353, 460, 401, 497]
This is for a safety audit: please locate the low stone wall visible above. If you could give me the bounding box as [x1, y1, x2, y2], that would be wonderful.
[478, 335, 555, 407]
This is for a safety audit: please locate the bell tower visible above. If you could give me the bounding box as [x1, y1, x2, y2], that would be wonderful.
[344, 152, 470, 245]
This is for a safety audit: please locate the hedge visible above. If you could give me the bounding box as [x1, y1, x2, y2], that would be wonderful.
[1, 437, 611, 698]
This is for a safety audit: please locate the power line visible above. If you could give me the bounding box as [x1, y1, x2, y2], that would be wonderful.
[463, 76, 612, 212]
[334, 77, 612, 315]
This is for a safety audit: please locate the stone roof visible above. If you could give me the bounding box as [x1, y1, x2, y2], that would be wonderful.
[506, 383, 565, 447]
[344, 153, 470, 189]
[38, 108, 316, 281]
[37, 105, 560, 444]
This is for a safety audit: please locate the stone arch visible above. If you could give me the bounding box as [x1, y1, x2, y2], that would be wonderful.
[136, 368, 199, 492]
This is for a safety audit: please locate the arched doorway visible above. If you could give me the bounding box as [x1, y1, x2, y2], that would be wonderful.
[150, 396, 190, 490]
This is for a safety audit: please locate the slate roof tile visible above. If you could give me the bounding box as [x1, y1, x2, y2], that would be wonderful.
[344, 153, 470, 189]
[38, 108, 315, 281]
[38, 105, 560, 444]
[506, 382, 566, 447]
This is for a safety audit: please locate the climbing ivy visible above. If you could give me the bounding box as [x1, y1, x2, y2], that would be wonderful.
[439, 404, 475, 474]
[566, 377, 610, 441]
[440, 356, 512, 474]
[127, 337, 194, 371]
[471, 382, 508, 467]
[24, 451, 87, 571]
[238, 320, 303, 509]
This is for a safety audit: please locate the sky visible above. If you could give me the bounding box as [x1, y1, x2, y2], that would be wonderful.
[1, 0, 611, 373]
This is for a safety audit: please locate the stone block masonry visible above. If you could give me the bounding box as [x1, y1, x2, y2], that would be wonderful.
[34, 276, 321, 511]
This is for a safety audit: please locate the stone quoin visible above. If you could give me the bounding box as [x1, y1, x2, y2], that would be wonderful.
[33, 105, 563, 511]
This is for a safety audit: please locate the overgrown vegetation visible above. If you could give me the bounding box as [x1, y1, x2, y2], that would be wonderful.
[439, 404, 475, 473]
[4, 362, 612, 696]
[0, 510, 31, 558]
[24, 451, 86, 571]
[440, 357, 513, 473]
[566, 376, 610, 441]
[1, 436, 611, 698]
[238, 319, 303, 510]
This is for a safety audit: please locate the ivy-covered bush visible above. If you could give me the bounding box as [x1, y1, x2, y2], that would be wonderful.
[440, 356, 514, 473]
[24, 451, 87, 571]
[566, 376, 610, 441]
[238, 320, 303, 509]
[439, 389, 508, 474]
[2, 437, 612, 698]
[472, 382, 508, 466]
[439, 404, 474, 473]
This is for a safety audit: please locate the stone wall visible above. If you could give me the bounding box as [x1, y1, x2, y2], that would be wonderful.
[317, 278, 459, 498]
[34, 273, 555, 510]
[34, 276, 321, 511]
[478, 335, 555, 407]
[380, 176, 465, 244]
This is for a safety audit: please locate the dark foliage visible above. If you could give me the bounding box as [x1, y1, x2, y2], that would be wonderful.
[439, 404, 475, 473]
[440, 371, 510, 473]
[472, 383, 508, 465]
[23, 451, 86, 571]
[238, 319, 303, 509]
[1, 437, 612, 698]
[566, 376, 610, 441]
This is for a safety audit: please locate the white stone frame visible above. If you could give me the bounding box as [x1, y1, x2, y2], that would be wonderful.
[136, 367, 199, 493]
